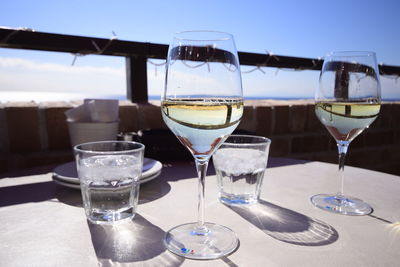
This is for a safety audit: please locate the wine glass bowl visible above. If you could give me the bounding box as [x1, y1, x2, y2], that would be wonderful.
[161, 31, 243, 259]
[311, 51, 381, 215]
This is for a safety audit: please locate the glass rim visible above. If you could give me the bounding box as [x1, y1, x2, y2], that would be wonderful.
[224, 134, 271, 145]
[173, 30, 233, 42]
[325, 51, 376, 58]
[73, 140, 145, 154]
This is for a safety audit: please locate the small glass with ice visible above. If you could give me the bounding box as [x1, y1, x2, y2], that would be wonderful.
[74, 141, 145, 224]
[213, 135, 271, 205]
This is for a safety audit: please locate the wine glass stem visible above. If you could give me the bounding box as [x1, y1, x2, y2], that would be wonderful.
[195, 159, 209, 234]
[337, 142, 349, 198]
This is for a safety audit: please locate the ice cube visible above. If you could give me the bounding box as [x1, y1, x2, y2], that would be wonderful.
[213, 148, 267, 176]
[79, 155, 141, 183]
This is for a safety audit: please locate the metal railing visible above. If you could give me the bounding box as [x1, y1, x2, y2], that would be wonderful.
[1, 28, 399, 102]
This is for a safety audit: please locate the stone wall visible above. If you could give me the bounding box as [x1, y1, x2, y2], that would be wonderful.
[1, 100, 399, 175]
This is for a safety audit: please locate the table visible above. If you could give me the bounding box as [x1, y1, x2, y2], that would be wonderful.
[1, 158, 399, 267]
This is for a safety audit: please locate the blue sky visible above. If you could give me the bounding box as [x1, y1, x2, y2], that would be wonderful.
[1, 0, 399, 101]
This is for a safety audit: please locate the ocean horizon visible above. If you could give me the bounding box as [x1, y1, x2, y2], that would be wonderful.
[1, 91, 399, 103]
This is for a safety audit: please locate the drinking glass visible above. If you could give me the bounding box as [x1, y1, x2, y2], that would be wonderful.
[311, 51, 381, 215]
[213, 135, 271, 205]
[161, 31, 243, 259]
[74, 141, 145, 224]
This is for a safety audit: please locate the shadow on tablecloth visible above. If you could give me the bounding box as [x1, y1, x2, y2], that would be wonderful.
[0, 180, 82, 207]
[227, 199, 339, 246]
[88, 214, 184, 266]
[0, 176, 172, 210]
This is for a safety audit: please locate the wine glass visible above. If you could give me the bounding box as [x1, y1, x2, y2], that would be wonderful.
[311, 51, 381, 215]
[161, 31, 243, 259]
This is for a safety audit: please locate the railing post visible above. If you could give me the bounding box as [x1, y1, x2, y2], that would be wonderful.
[126, 56, 148, 102]
[334, 63, 349, 100]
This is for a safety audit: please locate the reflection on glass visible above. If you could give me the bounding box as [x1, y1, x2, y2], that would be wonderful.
[311, 51, 381, 215]
[161, 31, 243, 259]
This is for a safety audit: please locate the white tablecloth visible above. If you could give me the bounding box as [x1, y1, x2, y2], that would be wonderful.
[1, 159, 399, 266]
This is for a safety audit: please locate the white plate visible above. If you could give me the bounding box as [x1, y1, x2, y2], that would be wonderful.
[52, 158, 162, 185]
[52, 178, 81, 189]
[139, 170, 162, 184]
[53, 170, 162, 190]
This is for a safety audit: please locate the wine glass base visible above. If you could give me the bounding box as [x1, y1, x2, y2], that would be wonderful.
[311, 194, 372, 215]
[164, 222, 239, 260]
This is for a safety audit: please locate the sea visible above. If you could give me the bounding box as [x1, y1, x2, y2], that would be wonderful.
[0, 91, 398, 103]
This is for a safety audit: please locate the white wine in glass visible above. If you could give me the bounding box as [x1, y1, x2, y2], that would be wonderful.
[161, 31, 243, 259]
[311, 51, 381, 215]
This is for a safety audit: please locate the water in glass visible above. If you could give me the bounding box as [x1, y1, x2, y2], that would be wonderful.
[78, 155, 141, 224]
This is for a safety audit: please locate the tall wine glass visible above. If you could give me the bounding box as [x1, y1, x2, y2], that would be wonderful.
[161, 31, 243, 259]
[311, 51, 381, 215]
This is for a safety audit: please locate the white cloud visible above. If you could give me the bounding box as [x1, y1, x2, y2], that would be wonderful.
[0, 57, 126, 102]
[0, 57, 124, 76]
[380, 76, 400, 100]
[1, 56, 399, 102]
